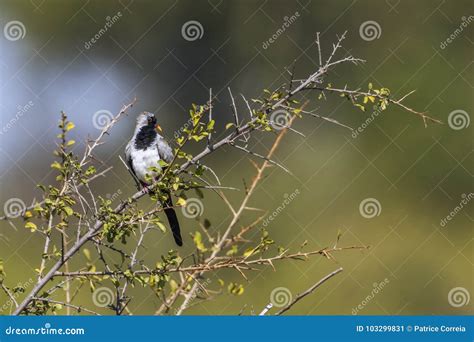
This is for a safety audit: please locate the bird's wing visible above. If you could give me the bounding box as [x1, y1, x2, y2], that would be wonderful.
[125, 139, 132, 161]
[155, 136, 174, 164]
[125, 139, 142, 189]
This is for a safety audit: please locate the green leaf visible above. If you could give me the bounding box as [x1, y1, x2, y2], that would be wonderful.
[169, 279, 178, 292]
[227, 282, 245, 295]
[83, 248, 91, 261]
[124, 269, 133, 279]
[50, 161, 62, 170]
[207, 119, 215, 131]
[158, 160, 168, 168]
[63, 206, 74, 216]
[193, 231, 207, 252]
[243, 248, 254, 258]
[0, 259, 5, 278]
[25, 222, 37, 232]
[155, 221, 167, 233]
[226, 245, 238, 256]
[85, 166, 96, 176]
[225, 123, 235, 130]
[65, 122, 75, 132]
[176, 197, 186, 206]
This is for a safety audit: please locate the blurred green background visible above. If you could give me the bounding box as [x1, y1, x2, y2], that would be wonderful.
[0, 0, 472, 315]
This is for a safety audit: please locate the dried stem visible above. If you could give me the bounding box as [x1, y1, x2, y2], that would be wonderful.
[8, 32, 433, 316]
[275, 267, 344, 315]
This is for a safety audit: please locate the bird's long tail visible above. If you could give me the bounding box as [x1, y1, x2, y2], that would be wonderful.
[162, 192, 183, 246]
[142, 182, 183, 246]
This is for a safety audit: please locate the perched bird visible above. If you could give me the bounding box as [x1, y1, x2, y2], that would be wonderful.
[125, 112, 183, 246]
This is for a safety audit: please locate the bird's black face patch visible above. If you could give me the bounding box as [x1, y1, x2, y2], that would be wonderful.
[147, 115, 157, 126]
[135, 115, 157, 150]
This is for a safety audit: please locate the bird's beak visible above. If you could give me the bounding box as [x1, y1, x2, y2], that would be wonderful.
[155, 124, 162, 133]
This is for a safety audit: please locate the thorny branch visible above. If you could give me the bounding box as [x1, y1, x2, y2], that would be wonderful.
[1, 32, 439, 316]
[275, 267, 344, 315]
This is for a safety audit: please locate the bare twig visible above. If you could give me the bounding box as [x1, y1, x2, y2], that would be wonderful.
[208, 88, 213, 148]
[32, 297, 100, 315]
[275, 267, 344, 315]
[1, 283, 18, 308]
[228, 87, 239, 129]
[9, 32, 431, 316]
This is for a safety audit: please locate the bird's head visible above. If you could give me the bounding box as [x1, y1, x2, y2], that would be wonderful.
[135, 112, 162, 133]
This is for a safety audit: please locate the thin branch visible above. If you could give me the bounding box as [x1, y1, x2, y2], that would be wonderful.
[32, 297, 100, 315]
[174, 113, 300, 315]
[207, 88, 213, 148]
[275, 267, 344, 315]
[259, 303, 273, 316]
[53, 247, 367, 278]
[1, 283, 18, 308]
[228, 87, 239, 128]
[119, 155, 141, 189]
[230, 143, 292, 174]
[280, 105, 353, 131]
[240, 94, 253, 120]
[0, 166, 113, 221]
[10, 32, 432, 316]
[315, 32, 322, 67]
[306, 86, 441, 126]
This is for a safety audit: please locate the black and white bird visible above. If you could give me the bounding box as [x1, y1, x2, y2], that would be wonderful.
[125, 112, 183, 246]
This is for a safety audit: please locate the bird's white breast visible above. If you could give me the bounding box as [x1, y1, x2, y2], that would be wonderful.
[132, 146, 162, 184]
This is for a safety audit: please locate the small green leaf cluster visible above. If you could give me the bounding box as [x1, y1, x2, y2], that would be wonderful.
[337, 83, 391, 112]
